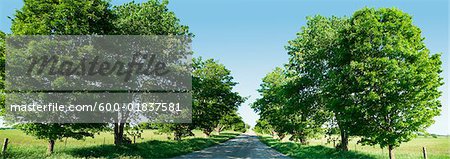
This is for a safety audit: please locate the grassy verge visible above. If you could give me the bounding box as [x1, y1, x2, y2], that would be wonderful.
[259, 135, 450, 159]
[259, 136, 375, 158]
[0, 129, 240, 158]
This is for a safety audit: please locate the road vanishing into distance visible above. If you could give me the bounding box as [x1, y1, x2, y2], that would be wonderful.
[174, 131, 289, 159]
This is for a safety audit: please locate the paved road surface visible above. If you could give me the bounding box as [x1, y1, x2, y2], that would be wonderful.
[174, 131, 289, 159]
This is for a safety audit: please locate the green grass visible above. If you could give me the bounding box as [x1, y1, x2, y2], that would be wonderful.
[259, 135, 450, 159]
[0, 129, 240, 158]
[259, 136, 375, 158]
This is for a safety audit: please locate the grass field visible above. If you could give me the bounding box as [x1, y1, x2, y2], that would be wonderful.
[0, 129, 240, 158]
[259, 134, 450, 159]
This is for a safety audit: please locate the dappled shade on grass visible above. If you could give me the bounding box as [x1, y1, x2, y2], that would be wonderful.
[66, 133, 239, 158]
[259, 136, 376, 159]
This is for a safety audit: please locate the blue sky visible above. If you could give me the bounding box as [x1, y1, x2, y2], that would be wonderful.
[1, 0, 449, 135]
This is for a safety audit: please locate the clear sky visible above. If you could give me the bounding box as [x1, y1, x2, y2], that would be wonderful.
[1, 0, 448, 135]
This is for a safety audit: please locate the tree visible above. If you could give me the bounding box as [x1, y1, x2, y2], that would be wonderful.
[253, 67, 328, 143]
[10, 0, 114, 153]
[157, 123, 194, 141]
[157, 57, 244, 140]
[252, 67, 291, 140]
[12, 0, 113, 35]
[231, 120, 249, 133]
[283, 74, 330, 144]
[285, 8, 443, 159]
[340, 8, 443, 159]
[253, 119, 273, 135]
[191, 57, 245, 136]
[215, 111, 246, 133]
[286, 15, 358, 149]
[112, 0, 189, 36]
[125, 124, 144, 144]
[110, 0, 191, 145]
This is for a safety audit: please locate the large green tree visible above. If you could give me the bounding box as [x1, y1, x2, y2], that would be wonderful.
[158, 57, 244, 140]
[191, 57, 245, 136]
[253, 67, 328, 143]
[253, 67, 291, 140]
[113, 0, 244, 144]
[109, 0, 191, 145]
[10, 0, 113, 153]
[283, 74, 330, 144]
[287, 15, 360, 150]
[285, 8, 443, 159]
[253, 119, 273, 135]
[215, 111, 245, 133]
[340, 8, 443, 159]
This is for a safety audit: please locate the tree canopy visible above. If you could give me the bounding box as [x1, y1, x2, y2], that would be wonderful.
[253, 66, 329, 143]
[341, 8, 443, 159]
[255, 7, 443, 159]
[9, 0, 116, 154]
[159, 57, 245, 139]
[108, 0, 192, 145]
[113, 0, 190, 36]
[12, 0, 114, 35]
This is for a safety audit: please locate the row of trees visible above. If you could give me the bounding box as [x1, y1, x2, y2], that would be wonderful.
[253, 8, 443, 159]
[0, 0, 246, 154]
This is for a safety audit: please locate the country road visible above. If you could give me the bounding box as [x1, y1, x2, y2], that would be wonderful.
[174, 131, 289, 159]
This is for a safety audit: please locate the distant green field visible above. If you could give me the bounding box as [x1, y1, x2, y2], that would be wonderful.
[259, 134, 450, 159]
[0, 129, 240, 158]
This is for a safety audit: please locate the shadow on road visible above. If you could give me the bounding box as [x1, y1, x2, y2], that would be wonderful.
[175, 132, 289, 158]
[65, 133, 239, 158]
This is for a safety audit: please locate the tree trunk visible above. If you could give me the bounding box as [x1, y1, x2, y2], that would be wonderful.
[215, 127, 221, 134]
[271, 130, 277, 138]
[203, 130, 211, 137]
[297, 131, 307, 145]
[299, 136, 307, 145]
[278, 133, 285, 141]
[215, 125, 224, 134]
[388, 145, 395, 159]
[174, 131, 182, 141]
[339, 128, 348, 151]
[47, 140, 55, 154]
[114, 123, 125, 145]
